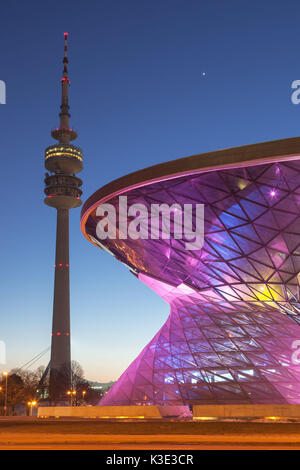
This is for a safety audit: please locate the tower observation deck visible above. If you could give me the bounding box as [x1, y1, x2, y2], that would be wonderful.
[44, 33, 83, 400]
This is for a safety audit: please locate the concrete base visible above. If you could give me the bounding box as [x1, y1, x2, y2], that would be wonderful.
[37, 405, 191, 419]
[38, 404, 300, 419]
[158, 406, 192, 418]
[193, 404, 300, 418]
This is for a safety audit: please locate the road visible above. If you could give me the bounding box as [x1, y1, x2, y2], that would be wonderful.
[0, 417, 300, 450]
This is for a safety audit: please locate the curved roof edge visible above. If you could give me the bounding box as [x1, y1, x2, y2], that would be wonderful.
[81, 136, 300, 222]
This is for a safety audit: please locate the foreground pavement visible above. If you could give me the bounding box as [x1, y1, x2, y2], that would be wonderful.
[1, 432, 300, 450]
[1, 418, 300, 450]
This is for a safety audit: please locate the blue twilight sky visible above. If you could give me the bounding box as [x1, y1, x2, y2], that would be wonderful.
[1, 0, 300, 382]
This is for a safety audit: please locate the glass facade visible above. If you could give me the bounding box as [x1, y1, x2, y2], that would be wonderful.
[82, 156, 300, 405]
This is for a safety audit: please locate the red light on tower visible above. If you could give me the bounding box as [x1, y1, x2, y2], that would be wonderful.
[64, 32, 68, 37]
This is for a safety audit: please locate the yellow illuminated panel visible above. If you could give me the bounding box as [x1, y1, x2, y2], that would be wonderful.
[45, 152, 83, 162]
[45, 146, 82, 154]
[45, 146, 83, 162]
[193, 417, 218, 421]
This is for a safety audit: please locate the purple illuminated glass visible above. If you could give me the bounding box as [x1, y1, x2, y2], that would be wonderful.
[83, 160, 300, 405]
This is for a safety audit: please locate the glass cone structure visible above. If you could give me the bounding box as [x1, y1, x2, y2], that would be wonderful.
[81, 137, 300, 405]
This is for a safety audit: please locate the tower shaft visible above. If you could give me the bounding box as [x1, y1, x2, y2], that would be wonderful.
[50, 208, 70, 375]
[49, 208, 71, 400]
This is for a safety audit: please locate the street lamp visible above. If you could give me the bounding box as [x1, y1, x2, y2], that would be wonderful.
[3, 372, 8, 416]
[72, 390, 76, 406]
[67, 390, 76, 406]
[27, 401, 37, 417]
[82, 390, 86, 404]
